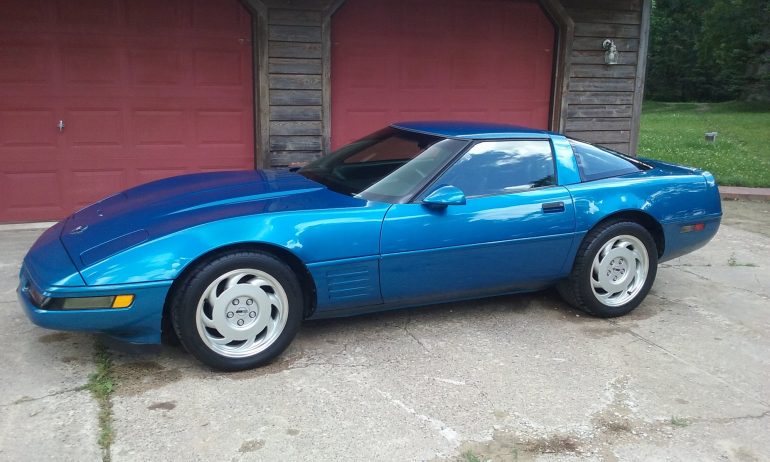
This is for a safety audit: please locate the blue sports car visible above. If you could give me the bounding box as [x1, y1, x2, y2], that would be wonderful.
[18, 122, 722, 370]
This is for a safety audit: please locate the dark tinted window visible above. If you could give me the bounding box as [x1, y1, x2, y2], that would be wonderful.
[298, 127, 467, 201]
[436, 140, 556, 197]
[569, 139, 645, 181]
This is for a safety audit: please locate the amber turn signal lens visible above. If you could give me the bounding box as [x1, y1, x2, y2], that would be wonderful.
[112, 295, 135, 308]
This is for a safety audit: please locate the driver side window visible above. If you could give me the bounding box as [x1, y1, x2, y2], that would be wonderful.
[436, 140, 556, 197]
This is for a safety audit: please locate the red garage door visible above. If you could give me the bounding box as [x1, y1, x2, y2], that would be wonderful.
[0, 0, 254, 222]
[331, 0, 555, 149]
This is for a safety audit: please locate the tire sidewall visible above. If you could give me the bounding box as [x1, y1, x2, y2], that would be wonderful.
[578, 222, 658, 317]
[172, 252, 303, 371]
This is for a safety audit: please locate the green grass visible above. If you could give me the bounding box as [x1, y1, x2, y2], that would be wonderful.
[670, 416, 690, 428]
[638, 101, 770, 187]
[87, 342, 116, 462]
[461, 450, 484, 462]
[727, 254, 758, 267]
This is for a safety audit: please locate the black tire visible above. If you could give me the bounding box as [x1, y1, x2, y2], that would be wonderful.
[170, 251, 303, 371]
[557, 221, 658, 317]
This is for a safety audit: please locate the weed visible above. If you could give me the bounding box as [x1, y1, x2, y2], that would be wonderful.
[670, 416, 690, 427]
[87, 341, 116, 462]
[461, 450, 484, 462]
[728, 254, 758, 267]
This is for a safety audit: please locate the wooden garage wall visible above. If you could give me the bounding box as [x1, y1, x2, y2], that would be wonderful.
[242, 0, 331, 168]
[243, 0, 651, 167]
[560, 0, 651, 154]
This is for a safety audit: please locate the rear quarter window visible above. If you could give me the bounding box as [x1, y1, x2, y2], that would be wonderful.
[569, 139, 648, 182]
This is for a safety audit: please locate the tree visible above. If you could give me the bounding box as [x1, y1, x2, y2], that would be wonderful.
[646, 0, 770, 101]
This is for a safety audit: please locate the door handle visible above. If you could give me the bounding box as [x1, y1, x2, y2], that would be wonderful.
[542, 201, 565, 213]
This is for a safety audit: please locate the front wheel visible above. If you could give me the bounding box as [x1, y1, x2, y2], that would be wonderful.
[170, 251, 303, 371]
[557, 221, 658, 317]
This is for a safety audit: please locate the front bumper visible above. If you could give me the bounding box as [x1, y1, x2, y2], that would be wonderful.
[18, 265, 172, 344]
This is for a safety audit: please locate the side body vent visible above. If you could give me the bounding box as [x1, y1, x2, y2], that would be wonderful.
[308, 258, 382, 311]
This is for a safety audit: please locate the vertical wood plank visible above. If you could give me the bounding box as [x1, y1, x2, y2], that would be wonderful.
[539, 0, 574, 133]
[629, 0, 651, 156]
[321, 0, 346, 155]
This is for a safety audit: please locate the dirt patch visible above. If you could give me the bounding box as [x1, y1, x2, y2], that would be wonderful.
[238, 439, 265, 452]
[147, 401, 176, 411]
[38, 332, 72, 344]
[444, 376, 691, 461]
[447, 430, 581, 462]
[582, 325, 625, 339]
[112, 360, 184, 397]
[521, 434, 581, 454]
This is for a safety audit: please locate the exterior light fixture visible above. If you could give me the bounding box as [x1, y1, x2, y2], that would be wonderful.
[603, 39, 619, 65]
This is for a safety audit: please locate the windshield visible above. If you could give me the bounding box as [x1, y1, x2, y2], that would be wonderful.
[298, 127, 468, 203]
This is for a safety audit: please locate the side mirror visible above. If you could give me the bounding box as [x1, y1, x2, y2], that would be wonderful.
[422, 185, 466, 207]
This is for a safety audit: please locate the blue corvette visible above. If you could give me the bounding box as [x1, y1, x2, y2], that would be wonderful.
[19, 122, 721, 370]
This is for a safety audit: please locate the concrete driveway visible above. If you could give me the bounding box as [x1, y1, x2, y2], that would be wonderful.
[1, 200, 769, 462]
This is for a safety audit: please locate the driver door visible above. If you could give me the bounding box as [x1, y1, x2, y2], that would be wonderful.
[379, 139, 576, 305]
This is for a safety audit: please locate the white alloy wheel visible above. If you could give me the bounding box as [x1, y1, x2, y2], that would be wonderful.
[195, 268, 289, 358]
[589, 234, 649, 307]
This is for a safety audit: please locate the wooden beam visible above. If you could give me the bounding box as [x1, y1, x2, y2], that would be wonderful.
[538, 0, 574, 133]
[629, 0, 651, 156]
[321, 0, 347, 154]
[239, 0, 270, 169]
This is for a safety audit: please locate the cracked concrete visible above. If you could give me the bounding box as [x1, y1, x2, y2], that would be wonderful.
[0, 229, 100, 461]
[1, 200, 769, 461]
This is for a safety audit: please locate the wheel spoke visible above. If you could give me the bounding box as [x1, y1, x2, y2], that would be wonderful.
[207, 334, 234, 345]
[201, 314, 217, 329]
[249, 277, 271, 288]
[225, 273, 243, 290]
[267, 292, 281, 309]
[206, 288, 219, 308]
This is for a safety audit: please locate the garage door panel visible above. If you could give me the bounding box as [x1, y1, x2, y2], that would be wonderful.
[398, 57, 443, 89]
[196, 149, 255, 170]
[400, 3, 446, 38]
[193, 50, 247, 87]
[131, 110, 188, 146]
[56, 0, 119, 28]
[125, 0, 182, 31]
[196, 111, 248, 146]
[0, 44, 54, 84]
[497, 109, 538, 126]
[65, 110, 124, 147]
[62, 47, 121, 85]
[70, 170, 128, 208]
[128, 50, 185, 86]
[396, 110, 443, 121]
[2, 171, 64, 209]
[342, 110, 390, 141]
[0, 110, 58, 147]
[191, 0, 246, 31]
[331, 0, 555, 148]
[450, 56, 494, 90]
[0, 0, 50, 27]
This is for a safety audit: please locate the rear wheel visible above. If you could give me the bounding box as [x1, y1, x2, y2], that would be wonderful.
[171, 251, 303, 371]
[558, 221, 658, 317]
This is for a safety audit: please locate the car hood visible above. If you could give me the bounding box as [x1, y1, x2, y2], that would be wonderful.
[60, 170, 357, 269]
